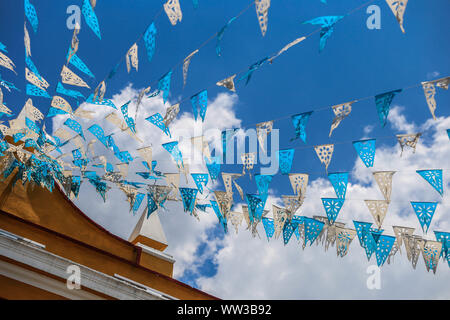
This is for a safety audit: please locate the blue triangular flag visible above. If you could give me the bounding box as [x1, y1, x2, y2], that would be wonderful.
[375, 235, 396, 267]
[262, 217, 275, 241]
[67, 50, 95, 78]
[82, 0, 101, 39]
[328, 172, 348, 199]
[143, 22, 157, 62]
[304, 217, 325, 246]
[64, 118, 85, 140]
[120, 101, 136, 133]
[158, 71, 172, 104]
[191, 90, 208, 121]
[57, 82, 85, 99]
[180, 187, 198, 214]
[245, 193, 264, 224]
[147, 194, 158, 218]
[25, 0, 38, 33]
[411, 201, 438, 233]
[291, 111, 313, 142]
[416, 169, 443, 196]
[216, 17, 236, 57]
[278, 149, 295, 175]
[146, 113, 171, 137]
[191, 173, 209, 194]
[238, 57, 269, 85]
[254, 174, 272, 198]
[206, 156, 221, 182]
[283, 220, 299, 245]
[162, 141, 183, 167]
[132, 193, 145, 215]
[0, 42, 7, 53]
[210, 200, 227, 233]
[26, 84, 51, 98]
[374, 89, 402, 127]
[302, 16, 344, 52]
[353, 139, 376, 168]
[434, 231, 450, 267]
[321, 198, 345, 225]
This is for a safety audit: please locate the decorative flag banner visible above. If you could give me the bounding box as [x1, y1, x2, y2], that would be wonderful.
[246, 193, 264, 225]
[222, 172, 241, 196]
[422, 240, 442, 274]
[88, 124, 109, 148]
[374, 89, 402, 127]
[158, 71, 172, 104]
[272, 205, 288, 239]
[238, 57, 269, 85]
[57, 82, 85, 99]
[375, 235, 396, 267]
[262, 217, 275, 241]
[216, 74, 237, 92]
[164, 0, 182, 25]
[132, 193, 145, 215]
[0, 74, 19, 92]
[255, 120, 273, 154]
[416, 169, 443, 197]
[335, 227, 357, 258]
[421, 77, 449, 120]
[215, 191, 233, 220]
[392, 225, 415, 254]
[24, 98, 44, 122]
[302, 16, 344, 52]
[288, 173, 309, 198]
[162, 141, 183, 168]
[321, 198, 344, 225]
[270, 37, 306, 61]
[82, 0, 101, 39]
[255, 0, 270, 36]
[25, 55, 41, 79]
[182, 49, 198, 87]
[120, 101, 136, 133]
[191, 173, 208, 194]
[255, 174, 272, 199]
[24, 0, 38, 33]
[404, 234, 424, 269]
[0, 52, 17, 74]
[206, 156, 221, 182]
[147, 194, 158, 217]
[222, 128, 238, 159]
[180, 187, 198, 214]
[93, 81, 106, 102]
[125, 43, 138, 73]
[51, 96, 73, 114]
[143, 22, 157, 62]
[24, 24, 31, 57]
[328, 172, 348, 199]
[434, 231, 450, 267]
[282, 195, 302, 217]
[162, 103, 180, 128]
[228, 211, 243, 234]
[191, 90, 208, 122]
[67, 51, 95, 78]
[283, 219, 298, 245]
[291, 111, 313, 142]
[26, 84, 51, 98]
[385, 0, 408, 33]
[0, 42, 6, 53]
[411, 201, 438, 233]
[353, 220, 373, 249]
[329, 101, 353, 137]
[353, 138, 376, 168]
[146, 113, 171, 136]
[241, 153, 256, 177]
[25, 68, 49, 91]
[365, 200, 390, 229]
[53, 128, 72, 142]
[396, 133, 421, 155]
[373, 171, 395, 201]
[278, 149, 295, 175]
[314, 144, 334, 172]
[304, 217, 325, 247]
[67, 23, 80, 63]
[216, 17, 236, 57]
[211, 200, 227, 233]
[64, 118, 85, 140]
[60, 65, 90, 88]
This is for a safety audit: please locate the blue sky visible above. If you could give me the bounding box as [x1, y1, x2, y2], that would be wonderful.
[1, 1, 449, 298]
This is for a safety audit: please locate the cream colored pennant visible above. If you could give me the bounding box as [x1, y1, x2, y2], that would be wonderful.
[241, 205, 252, 229]
[93, 81, 106, 102]
[314, 144, 334, 172]
[385, 0, 408, 33]
[0, 52, 16, 74]
[24, 23, 31, 57]
[256, 120, 273, 153]
[165, 172, 180, 192]
[392, 226, 415, 254]
[404, 234, 424, 269]
[90, 0, 97, 9]
[216, 74, 236, 92]
[24, 98, 44, 122]
[87, 139, 96, 158]
[67, 23, 80, 64]
[288, 173, 309, 198]
[365, 200, 390, 229]
[273, 37, 306, 60]
[335, 227, 357, 258]
[163, 0, 182, 26]
[74, 107, 95, 119]
[25, 68, 49, 91]
[163, 103, 180, 127]
[72, 135, 86, 157]
[241, 153, 256, 177]
[214, 191, 232, 219]
[60, 65, 90, 88]
[51, 95, 73, 114]
[183, 50, 199, 87]
[221, 172, 242, 196]
[282, 195, 302, 218]
[126, 43, 138, 73]
[0, 89, 12, 116]
[272, 204, 288, 239]
[421, 77, 449, 120]
[329, 101, 353, 137]
[0, 124, 11, 136]
[233, 180, 244, 200]
[373, 171, 395, 201]
[421, 240, 442, 274]
[53, 127, 73, 142]
[116, 163, 129, 178]
[229, 211, 243, 234]
[255, 0, 270, 36]
[396, 133, 421, 156]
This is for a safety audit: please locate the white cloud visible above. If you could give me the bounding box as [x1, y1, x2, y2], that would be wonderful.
[388, 105, 417, 133]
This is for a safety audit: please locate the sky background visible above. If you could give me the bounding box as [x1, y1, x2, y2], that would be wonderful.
[1, 0, 449, 299]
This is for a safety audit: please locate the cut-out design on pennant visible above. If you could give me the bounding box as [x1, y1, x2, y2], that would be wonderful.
[246, 193, 264, 225]
[396, 133, 421, 156]
[254, 174, 272, 198]
[278, 149, 295, 175]
[365, 200, 390, 229]
[0, 52, 17, 74]
[216, 75, 236, 92]
[255, 0, 270, 36]
[56, 82, 85, 100]
[210, 200, 227, 233]
[238, 57, 269, 85]
[256, 121, 273, 153]
[329, 102, 353, 137]
[335, 227, 356, 258]
[283, 219, 298, 245]
[385, 0, 408, 33]
[353, 220, 375, 258]
[26, 84, 51, 98]
[164, 0, 182, 26]
[179, 187, 198, 214]
[51, 96, 73, 114]
[228, 211, 243, 234]
[411, 201, 438, 233]
[60, 65, 90, 88]
[93, 81, 106, 102]
[25, 0, 38, 33]
[302, 16, 343, 52]
[422, 240, 442, 274]
[373, 171, 395, 201]
[282, 195, 302, 217]
[216, 17, 236, 57]
[314, 144, 334, 172]
[191, 90, 208, 122]
[191, 173, 208, 194]
[162, 141, 183, 168]
[221, 172, 242, 196]
[271, 37, 306, 61]
[206, 157, 221, 182]
[291, 111, 313, 142]
[288, 173, 308, 198]
[416, 169, 443, 196]
[146, 113, 171, 137]
[374, 89, 402, 127]
[375, 235, 396, 267]
[392, 226, 415, 254]
[67, 23, 80, 64]
[125, 43, 138, 73]
[434, 231, 450, 267]
[132, 193, 145, 215]
[67, 52, 94, 78]
[143, 23, 157, 62]
[304, 217, 325, 247]
[214, 191, 233, 220]
[120, 101, 136, 134]
[158, 71, 172, 104]
[272, 204, 289, 239]
[241, 153, 256, 177]
[182, 50, 198, 87]
[82, 0, 101, 39]
[353, 139, 376, 168]
[24, 24, 31, 57]
[25, 68, 49, 90]
[64, 118, 85, 140]
[321, 198, 344, 225]
[262, 217, 275, 241]
[404, 234, 424, 269]
[328, 172, 348, 199]
[421, 77, 449, 120]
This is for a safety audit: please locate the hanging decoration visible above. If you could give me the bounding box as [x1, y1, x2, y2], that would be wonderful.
[421, 240, 442, 274]
[210, 200, 227, 232]
[0, 52, 17, 74]
[404, 234, 424, 269]
[374, 89, 402, 127]
[434, 231, 450, 267]
[182, 49, 198, 87]
[206, 156, 221, 182]
[373, 171, 395, 201]
[392, 225, 415, 254]
[321, 198, 344, 225]
[67, 51, 95, 78]
[241, 153, 256, 177]
[229, 211, 243, 234]
[158, 71, 172, 104]
[303, 217, 325, 247]
[60, 65, 90, 88]
[270, 37, 306, 61]
[216, 74, 237, 92]
[163, 0, 182, 26]
[375, 235, 396, 267]
[365, 200, 390, 229]
[329, 101, 353, 137]
[26, 84, 51, 99]
[238, 57, 269, 85]
[125, 43, 139, 73]
[291, 111, 313, 142]
[143, 22, 157, 62]
[302, 16, 344, 52]
[120, 101, 136, 134]
[416, 169, 443, 197]
[64, 118, 85, 140]
[191, 173, 209, 194]
[288, 173, 309, 199]
[314, 144, 334, 172]
[162, 141, 183, 168]
[396, 133, 421, 155]
[410, 201, 438, 233]
[56, 82, 85, 100]
[179, 187, 198, 214]
[277, 149, 295, 175]
[353, 139, 376, 168]
[421, 77, 449, 120]
[335, 227, 357, 258]
[385, 0, 408, 33]
[24, 24, 31, 57]
[216, 17, 236, 57]
[24, 0, 38, 33]
[191, 90, 208, 122]
[146, 113, 171, 136]
[82, 0, 101, 39]
[262, 217, 275, 241]
[255, 0, 270, 36]
[255, 120, 273, 154]
[327, 172, 348, 199]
